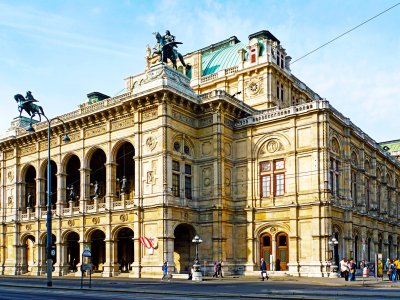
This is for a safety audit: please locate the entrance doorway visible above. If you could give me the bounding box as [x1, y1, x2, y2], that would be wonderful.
[260, 233, 272, 270]
[276, 232, 288, 271]
[117, 227, 134, 272]
[174, 224, 195, 273]
[65, 232, 79, 272]
[90, 230, 105, 272]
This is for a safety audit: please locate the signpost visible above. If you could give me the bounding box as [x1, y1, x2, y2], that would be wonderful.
[81, 246, 92, 288]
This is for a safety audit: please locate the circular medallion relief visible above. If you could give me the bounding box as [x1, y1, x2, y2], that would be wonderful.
[249, 81, 260, 95]
[146, 136, 157, 151]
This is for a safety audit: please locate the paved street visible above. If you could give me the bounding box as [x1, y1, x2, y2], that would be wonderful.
[0, 275, 399, 299]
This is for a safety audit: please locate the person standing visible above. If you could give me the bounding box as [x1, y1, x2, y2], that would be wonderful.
[260, 258, 269, 281]
[349, 259, 356, 281]
[339, 258, 349, 281]
[377, 259, 383, 278]
[385, 258, 391, 281]
[395, 258, 400, 280]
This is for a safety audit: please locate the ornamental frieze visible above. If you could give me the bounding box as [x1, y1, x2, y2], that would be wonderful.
[111, 117, 134, 131]
[142, 108, 158, 121]
[84, 125, 107, 138]
[224, 118, 234, 129]
[20, 145, 36, 156]
[172, 110, 195, 126]
[67, 132, 81, 142]
[199, 116, 212, 127]
[39, 139, 58, 151]
[5, 150, 14, 159]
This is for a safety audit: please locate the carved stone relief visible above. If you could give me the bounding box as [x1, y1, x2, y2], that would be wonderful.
[202, 141, 212, 157]
[7, 169, 14, 183]
[146, 136, 157, 151]
[224, 142, 232, 157]
[259, 139, 284, 156]
[142, 108, 158, 121]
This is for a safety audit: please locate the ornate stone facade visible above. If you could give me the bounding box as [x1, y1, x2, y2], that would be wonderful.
[0, 30, 399, 278]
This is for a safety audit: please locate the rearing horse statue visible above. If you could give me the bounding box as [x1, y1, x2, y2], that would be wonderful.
[152, 31, 187, 69]
[14, 91, 45, 121]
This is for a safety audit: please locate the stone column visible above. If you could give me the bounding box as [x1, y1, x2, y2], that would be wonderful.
[104, 161, 117, 210]
[102, 239, 115, 277]
[79, 168, 90, 213]
[36, 177, 45, 218]
[56, 172, 67, 216]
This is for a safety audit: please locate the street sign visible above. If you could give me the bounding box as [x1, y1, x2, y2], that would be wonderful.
[81, 263, 92, 271]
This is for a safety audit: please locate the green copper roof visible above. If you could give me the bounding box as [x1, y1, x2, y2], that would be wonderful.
[380, 140, 400, 152]
[202, 42, 246, 76]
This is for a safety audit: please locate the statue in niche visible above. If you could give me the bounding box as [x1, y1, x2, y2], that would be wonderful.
[67, 184, 78, 201]
[91, 181, 100, 198]
[117, 176, 129, 194]
[27, 193, 33, 208]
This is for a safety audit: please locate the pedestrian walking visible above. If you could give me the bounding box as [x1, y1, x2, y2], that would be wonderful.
[217, 261, 223, 278]
[389, 260, 397, 282]
[212, 262, 218, 278]
[260, 258, 269, 281]
[161, 261, 170, 281]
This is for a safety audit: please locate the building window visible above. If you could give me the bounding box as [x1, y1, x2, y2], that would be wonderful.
[172, 160, 193, 199]
[251, 49, 256, 63]
[172, 160, 180, 197]
[329, 158, 340, 197]
[260, 159, 285, 197]
[185, 164, 192, 199]
[365, 177, 370, 209]
[377, 184, 381, 212]
[277, 51, 284, 69]
[351, 170, 357, 203]
[276, 81, 284, 103]
[261, 175, 271, 197]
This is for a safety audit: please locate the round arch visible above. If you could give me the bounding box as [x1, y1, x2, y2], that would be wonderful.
[113, 142, 135, 198]
[171, 133, 197, 158]
[253, 133, 291, 158]
[87, 228, 106, 272]
[64, 231, 80, 272]
[115, 227, 134, 272]
[21, 234, 36, 274]
[173, 223, 196, 274]
[83, 146, 107, 169]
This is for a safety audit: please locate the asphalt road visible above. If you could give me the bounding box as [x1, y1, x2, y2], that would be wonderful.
[0, 276, 399, 300]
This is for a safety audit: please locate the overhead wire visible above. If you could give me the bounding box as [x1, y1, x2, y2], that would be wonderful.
[291, 2, 400, 65]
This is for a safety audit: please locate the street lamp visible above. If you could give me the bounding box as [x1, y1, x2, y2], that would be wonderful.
[16, 92, 70, 287]
[328, 235, 339, 277]
[191, 234, 203, 281]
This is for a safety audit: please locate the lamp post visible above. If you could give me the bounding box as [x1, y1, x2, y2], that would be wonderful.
[17, 92, 70, 287]
[328, 235, 339, 277]
[191, 234, 203, 281]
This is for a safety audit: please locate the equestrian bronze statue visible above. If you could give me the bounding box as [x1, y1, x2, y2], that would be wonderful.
[152, 30, 188, 70]
[14, 91, 45, 121]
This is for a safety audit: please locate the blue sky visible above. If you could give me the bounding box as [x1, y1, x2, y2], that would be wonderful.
[1, 0, 399, 142]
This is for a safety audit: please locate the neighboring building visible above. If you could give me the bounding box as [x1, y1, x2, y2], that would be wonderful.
[380, 139, 400, 161]
[0, 30, 399, 278]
